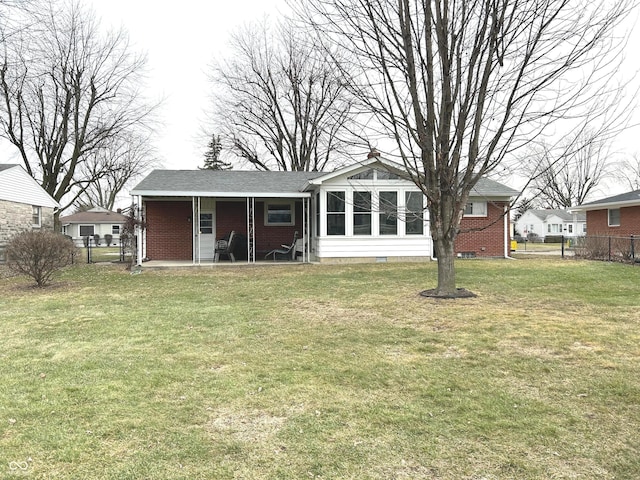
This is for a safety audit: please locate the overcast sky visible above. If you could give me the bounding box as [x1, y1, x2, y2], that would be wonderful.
[87, 0, 288, 171]
[70, 2, 640, 189]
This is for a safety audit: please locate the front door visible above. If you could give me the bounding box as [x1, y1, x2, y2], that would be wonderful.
[199, 211, 214, 261]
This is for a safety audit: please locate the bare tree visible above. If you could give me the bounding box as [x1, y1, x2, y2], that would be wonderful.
[614, 153, 640, 192]
[0, 0, 156, 219]
[527, 130, 613, 208]
[299, 0, 634, 296]
[73, 132, 158, 211]
[209, 18, 355, 171]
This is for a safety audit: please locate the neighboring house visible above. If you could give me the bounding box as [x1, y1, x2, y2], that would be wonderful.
[0, 164, 60, 261]
[515, 209, 586, 241]
[570, 189, 640, 236]
[60, 207, 127, 247]
[130, 153, 519, 265]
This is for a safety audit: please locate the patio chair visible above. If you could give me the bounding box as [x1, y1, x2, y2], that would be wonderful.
[265, 231, 298, 261]
[214, 231, 237, 262]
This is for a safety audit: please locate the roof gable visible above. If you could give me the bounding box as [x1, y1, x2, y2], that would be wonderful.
[0, 164, 59, 208]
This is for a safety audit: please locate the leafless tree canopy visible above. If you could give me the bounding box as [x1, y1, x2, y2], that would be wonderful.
[74, 132, 158, 211]
[614, 153, 640, 192]
[209, 18, 355, 171]
[0, 0, 157, 214]
[526, 130, 614, 208]
[299, 0, 634, 295]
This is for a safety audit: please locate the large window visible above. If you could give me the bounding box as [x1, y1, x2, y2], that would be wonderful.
[265, 202, 294, 225]
[379, 191, 397, 235]
[327, 191, 345, 235]
[464, 201, 487, 217]
[353, 191, 372, 235]
[32, 206, 41, 227]
[608, 208, 620, 227]
[405, 191, 424, 235]
[79, 225, 95, 237]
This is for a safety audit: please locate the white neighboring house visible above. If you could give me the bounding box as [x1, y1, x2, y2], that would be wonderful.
[0, 164, 60, 262]
[60, 207, 127, 247]
[515, 209, 586, 241]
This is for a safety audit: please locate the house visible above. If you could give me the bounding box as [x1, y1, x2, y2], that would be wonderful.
[570, 189, 640, 236]
[515, 209, 586, 241]
[0, 164, 60, 261]
[129, 153, 518, 265]
[60, 207, 128, 247]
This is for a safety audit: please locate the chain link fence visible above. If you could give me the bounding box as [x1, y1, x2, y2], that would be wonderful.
[570, 235, 638, 264]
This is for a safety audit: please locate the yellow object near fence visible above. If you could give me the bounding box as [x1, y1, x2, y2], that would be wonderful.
[511, 240, 517, 251]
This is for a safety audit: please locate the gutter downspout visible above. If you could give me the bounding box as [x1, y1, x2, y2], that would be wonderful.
[504, 204, 511, 259]
[136, 195, 143, 266]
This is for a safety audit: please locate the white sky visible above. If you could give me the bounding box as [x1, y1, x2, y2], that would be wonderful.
[87, 0, 288, 171]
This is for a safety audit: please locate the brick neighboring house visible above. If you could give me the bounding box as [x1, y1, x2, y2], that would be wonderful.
[60, 207, 127, 247]
[570, 189, 640, 236]
[0, 164, 60, 262]
[130, 154, 519, 264]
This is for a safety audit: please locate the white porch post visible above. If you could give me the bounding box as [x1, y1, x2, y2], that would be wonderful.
[135, 195, 143, 266]
[246, 197, 255, 263]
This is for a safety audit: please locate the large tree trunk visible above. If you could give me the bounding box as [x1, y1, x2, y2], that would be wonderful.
[434, 235, 456, 296]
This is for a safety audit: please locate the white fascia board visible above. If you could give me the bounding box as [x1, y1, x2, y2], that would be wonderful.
[307, 156, 407, 185]
[130, 190, 311, 198]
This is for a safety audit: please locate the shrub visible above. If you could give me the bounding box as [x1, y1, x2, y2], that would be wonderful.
[93, 234, 100, 246]
[104, 234, 113, 246]
[6, 230, 77, 287]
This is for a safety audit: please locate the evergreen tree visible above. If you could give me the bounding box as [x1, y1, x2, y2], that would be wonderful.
[201, 134, 231, 170]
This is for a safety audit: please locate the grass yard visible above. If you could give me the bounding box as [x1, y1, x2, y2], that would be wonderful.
[1, 258, 639, 479]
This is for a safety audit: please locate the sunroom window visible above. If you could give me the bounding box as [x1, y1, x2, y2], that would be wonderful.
[405, 191, 424, 235]
[327, 191, 345, 235]
[379, 191, 397, 235]
[353, 191, 372, 235]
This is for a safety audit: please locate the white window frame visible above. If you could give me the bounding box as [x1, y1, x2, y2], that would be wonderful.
[463, 201, 487, 217]
[608, 208, 620, 227]
[264, 201, 295, 226]
[112, 225, 121, 235]
[79, 224, 95, 237]
[32, 206, 41, 227]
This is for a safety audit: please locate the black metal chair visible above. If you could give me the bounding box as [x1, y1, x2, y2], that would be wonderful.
[264, 231, 298, 261]
[214, 231, 237, 262]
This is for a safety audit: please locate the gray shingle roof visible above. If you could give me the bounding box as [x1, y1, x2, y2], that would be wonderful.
[470, 177, 520, 198]
[580, 189, 640, 207]
[0, 164, 19, 173]
[130, 167, 518, 199]
[526, 209, 585, 222]
[131, 170, 324, 196]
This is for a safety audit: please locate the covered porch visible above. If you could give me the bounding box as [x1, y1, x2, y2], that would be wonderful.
[135, 194, 311, 265]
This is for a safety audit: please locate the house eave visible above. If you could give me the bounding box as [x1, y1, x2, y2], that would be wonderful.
[570, 200, 640, 212]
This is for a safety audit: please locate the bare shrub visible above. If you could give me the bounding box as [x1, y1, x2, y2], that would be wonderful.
[6, 230, 77, 287]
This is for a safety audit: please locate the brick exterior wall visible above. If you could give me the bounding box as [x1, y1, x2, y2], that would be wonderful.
[455, 201, 509, 257]
[216, 200, 304, 256]
[145, 201, 193, 260]
[0, 199, 55, 262]
[586, 206, 640, 236]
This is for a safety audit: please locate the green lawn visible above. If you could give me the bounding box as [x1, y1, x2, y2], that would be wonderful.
[1, 259, 639, 479]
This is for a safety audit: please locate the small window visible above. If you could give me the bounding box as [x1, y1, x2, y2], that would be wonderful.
[608, 208, 620, 227]
[568, 224, 573, 234]
[32, 206, 41, 227]
[199, 213, 213, 234]
[327, 191, 345, 235]
[353, 191, 372, 235]
[464, 201, 487, 217]
[112, 225, 121, 235]
[582, 223, 587, 233]
[79, 225, 95, 237]
[265, 202, 294, 225]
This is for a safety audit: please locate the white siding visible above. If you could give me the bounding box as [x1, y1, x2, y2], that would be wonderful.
[316, 236, 432, 259]
[0, 166, 59, 208]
